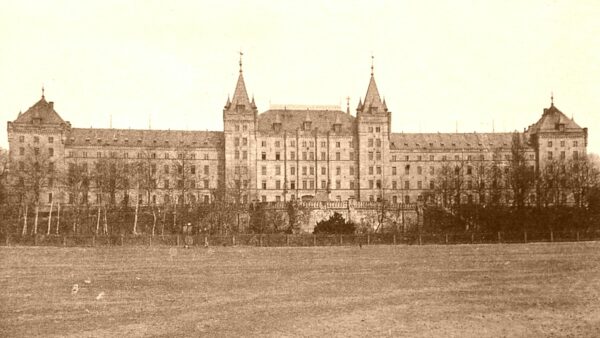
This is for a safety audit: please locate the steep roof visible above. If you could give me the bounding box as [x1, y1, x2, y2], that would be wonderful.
[66, 128, 224, 148]
[13, 96, 66, 125]
[225, 70, 252, 110]
[390, 132, 527, 151]
[358, 74, 386, 113]
[257, 109, 355, 134]
[528, 104, 583, 134]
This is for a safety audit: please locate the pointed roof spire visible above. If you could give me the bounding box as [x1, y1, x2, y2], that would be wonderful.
[229, 52, 252, 110]
[551, 91, 554, 106]
[346, 96, 350, 114]
[41, 85, 45, 99]
[356, 97, 363, 110]
[371, 55, 374, 77]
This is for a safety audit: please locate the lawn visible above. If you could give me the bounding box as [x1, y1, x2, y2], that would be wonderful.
[1, 243, 600, 337]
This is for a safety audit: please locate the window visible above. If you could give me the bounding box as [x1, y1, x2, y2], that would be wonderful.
[404, 195, 410, 204]
[375, 127, 380, 132]
[275, 152, 280, 160]
[467, 166, 472, 175]
[430, 166, 434, 175]
[376, 166, 382, 174]
[560, 140, 565, 147]
[548, 141, 553, 147]
[261, 140, 267, 147]
[302, 180, 307, 189]
[275, 180, 281, 189]
[404, 165, 410, 175]
[349, 166, 354, 175]
[336, 152, 341, 160]
[262, 181, 267, 189]
[392, 167, 397, 175]
[392, 181, 397, 189]
[336, 141, 341, 148]
[320, 141, 326, 147]
[234, 137, 240, 146]
[349, 152, 355, 160]
[290, 140, 296, 147]
[405, 155, 409, 161]
[376, 139, 381, 147]
[290, 151, 296, 160]
[234, 150, 240, 160]
[261, 152, 266, 160]
[275, 140, 280, 147]
[573, 140, 578, 147]
[417, 181, 422, 189]
[430, 155, 434, 161]
[309, 167, 314, 175]
[336, 167, 341, 175]
[430, 181, 435, 190]
[368, 152, 373, 160]
[190, 165, 196, 174]
[275, 165, 281, 175]
[321, 167, 326, 175]
[350, 181, 355, 189]
[48, 136, 54, 143]
[290, 167, 296, 175]
[242, 137, 248, 146]
[204, 165, 209, 175]
[368, 139, 373, 147]
[369, 166, 374, 175]
[302, 152, 307, 160]
[369, 180, 374, 189]
[19, 147, 24, 156]
[548, 151, 553, 160]
[376, 152, 381, 160]
[165, 153, 169, 159]
[417, 166, 422, 175]
[376, 180, 381, 188]
[204, 180, 209, 189]
[321, 152, 326, 161]
[19, 135, 25, 143]
[302, 166, 307, 175]
[242, 150, 247, 159]
[261, 166, 267, 175]
[309, 152, 314, 160]
[321, 180, 327, 189]
[404, 181, 410, 189]
[560, 151, 565, 160]
[164, 180, 169, 189]
[33, 136, 39, 143]
[291, 181, 296, 189]
[573, 151, 579, 159]
[336, 180, 341, 189]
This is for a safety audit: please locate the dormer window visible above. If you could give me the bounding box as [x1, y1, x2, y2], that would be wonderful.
[236, 104, 245, 111]
[303, 121, 312, 130]
[273, 122, 281, 132]
[555, 123, 565, 132]
[333, 124, 341, 132]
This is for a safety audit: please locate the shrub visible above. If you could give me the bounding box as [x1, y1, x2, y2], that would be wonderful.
[313, 212, 355, 234]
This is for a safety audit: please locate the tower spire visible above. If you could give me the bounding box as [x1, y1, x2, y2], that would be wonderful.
[371, 55, 374, 76]
[41, 85, 45, 99]
[239, 50, 243, 74]
[228, 52, 251, 110]
[551, 91, 554, 106]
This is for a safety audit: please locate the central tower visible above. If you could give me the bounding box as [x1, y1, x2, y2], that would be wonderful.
[223, 54, 258, 203]
[355, 58, 392, 201]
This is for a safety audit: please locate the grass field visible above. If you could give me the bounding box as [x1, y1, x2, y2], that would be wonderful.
[1, 243, 600, 337]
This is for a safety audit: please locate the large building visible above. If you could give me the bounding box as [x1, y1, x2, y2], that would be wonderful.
[7, 61, 588, 207]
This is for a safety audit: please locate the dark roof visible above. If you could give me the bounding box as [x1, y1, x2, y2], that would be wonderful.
[528, 104, 583, 134]
[390, 132, 527, 151]
[66, 128, 224, 148]
[257, 109, 355, 134]
[13, 97, 67, 125]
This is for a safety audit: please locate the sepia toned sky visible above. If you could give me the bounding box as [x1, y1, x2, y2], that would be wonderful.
[1, 0, 599, 153]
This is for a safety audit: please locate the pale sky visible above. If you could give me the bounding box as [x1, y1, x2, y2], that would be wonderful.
[1, 0, 599, 153]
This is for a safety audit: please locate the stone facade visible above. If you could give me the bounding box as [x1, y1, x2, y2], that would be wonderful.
[6, 63, 588, 208]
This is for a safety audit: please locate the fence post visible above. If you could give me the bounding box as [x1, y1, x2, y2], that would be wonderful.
[524, 231, 527, 243]
[286, 235, 289, 246]
[550, 231, 554, 242]
[33, 234, 37, 246]
[149, 235, 152, 246]
[418, 233, 422, 245]
[367, 234, 370, 245]
[576, 231, 580, 242]
[445, 234, 448, 244]
[204, 236, 208, 247]
[340, 235, 343, 245]
[497, 232, 501, 244]
[393, 234, 396, 245]
[471, 233, 474, 244]
[232, 235, 236, 246]
[121, 234, 124, 246]
[5, 234, 8, 246]
[62, 236, 66, 247]
[176, 235, 180, 246]
[92, 235, 95, 247]
[313, 234, 316, 246]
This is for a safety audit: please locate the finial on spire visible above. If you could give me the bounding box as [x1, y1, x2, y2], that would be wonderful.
[239, 50, 244, 74]
[346, 96, 350, 114]
[551, 91, 554, 106]
[371, 55, 374, 76]
[41, 85, 45, 99]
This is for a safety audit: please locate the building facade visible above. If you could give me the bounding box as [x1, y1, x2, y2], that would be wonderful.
[7, 62, 588, 207]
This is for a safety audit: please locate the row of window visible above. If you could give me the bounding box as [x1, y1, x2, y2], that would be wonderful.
[18, 135, 54, 144]
[548, 140, 578, 147]
[18, 147, 54, 157]
[256, 139, 356, 149]
[390, 153, 534, 162]
[66, 151, 212, 160]
[547, 150, 579, 160]
[67, 162, 212, 176]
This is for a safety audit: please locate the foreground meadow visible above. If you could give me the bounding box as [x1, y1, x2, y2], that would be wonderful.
[1, 242, 600, 337]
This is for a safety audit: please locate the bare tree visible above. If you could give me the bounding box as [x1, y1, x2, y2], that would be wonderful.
[566, 155, 600, 207]
[507, 133, 535, 208]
